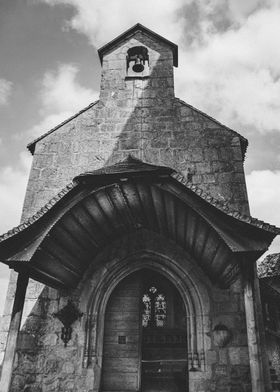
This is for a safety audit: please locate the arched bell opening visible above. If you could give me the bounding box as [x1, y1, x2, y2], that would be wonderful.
[101, 269, 189, 392]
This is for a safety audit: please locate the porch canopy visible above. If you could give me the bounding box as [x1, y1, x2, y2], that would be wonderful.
[0, 156, 279, 289]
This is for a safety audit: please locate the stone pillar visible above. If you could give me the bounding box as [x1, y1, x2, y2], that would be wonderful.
[253, 262, 272, 392]
[243, 261, 267, 392]
[0, 272, 29, 392]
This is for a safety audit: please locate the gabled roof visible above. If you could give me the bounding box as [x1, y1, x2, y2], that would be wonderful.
[98, 23, 178, 67]
[27, 101, 99, 155]
[74, 154, 173, 183]
[0, 156, 279, 290]
[176, 99, 248, 160]
[1, 156, 279, 245]
[27, 99, 248, 160]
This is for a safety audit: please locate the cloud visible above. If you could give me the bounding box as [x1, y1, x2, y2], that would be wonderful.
[176, 4, 280, 132]
[28, 64, 98, 138]
[0, 151, 32, 234]
[207, 0, 270, 27]
[41, 0, 187, 45]
[0, 79, 12, 106]
[41, 64, 97, 113]
[246, 170, 280, 255]
[39, 1, 280, 134]
[246, 170, 280, 226]
[0, 151, 32, 316]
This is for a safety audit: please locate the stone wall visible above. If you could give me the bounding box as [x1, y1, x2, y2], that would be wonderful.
[8, 231, 251, 392]
[267, 333, 280, 377]
[1, 30, 251, 391]
[22, 31, 248, 221]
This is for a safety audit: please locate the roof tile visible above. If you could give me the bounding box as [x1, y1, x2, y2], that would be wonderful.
[0, 157, 279, 244]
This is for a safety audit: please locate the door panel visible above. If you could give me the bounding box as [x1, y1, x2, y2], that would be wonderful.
[101, 275, 141, 391]
[142, 328, 188, 392]
[141, 273, 188, 392]
[101, 270, 188, 392]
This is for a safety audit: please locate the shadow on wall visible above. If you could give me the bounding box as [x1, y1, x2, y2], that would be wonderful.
[100, 41, 178, 170]
[8, 43, 179, 391]
[6, 36, 249, 391]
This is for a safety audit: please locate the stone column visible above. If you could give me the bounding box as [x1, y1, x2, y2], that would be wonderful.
[243, 261, 267, 392]
[253, 262, 272, 392]
[0, 272, 29, 392]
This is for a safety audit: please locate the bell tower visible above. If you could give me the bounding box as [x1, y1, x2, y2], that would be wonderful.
[97, 23, 178, 105]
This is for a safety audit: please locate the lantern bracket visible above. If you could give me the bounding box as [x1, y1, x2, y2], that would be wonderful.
[53, 301, 83, 347]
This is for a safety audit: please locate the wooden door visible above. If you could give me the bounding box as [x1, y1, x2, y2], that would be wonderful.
[141, 272, 188, 392]
[101, 273, 142, 392]
[101, 270, 188, 392]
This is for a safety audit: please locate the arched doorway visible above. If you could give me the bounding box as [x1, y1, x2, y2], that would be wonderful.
[101, 269, 188, 392]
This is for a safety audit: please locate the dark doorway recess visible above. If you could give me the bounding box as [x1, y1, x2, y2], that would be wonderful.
[101, 269, 188, 392]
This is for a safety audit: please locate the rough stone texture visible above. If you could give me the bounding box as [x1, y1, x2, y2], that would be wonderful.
[8, 231, 251, 392]
[267, 334, 280, 377]
[201, 277, 251, 392]
[260, 278, 280, 387]
[258, 253, 280, 278]
[1, 30, 251, 391]
[22, 32, 248, 221]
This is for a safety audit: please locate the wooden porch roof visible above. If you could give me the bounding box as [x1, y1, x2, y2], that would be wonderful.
[0, 156, 279, 289]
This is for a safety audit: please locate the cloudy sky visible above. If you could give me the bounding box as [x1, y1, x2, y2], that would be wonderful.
[0, 0, 280, 315]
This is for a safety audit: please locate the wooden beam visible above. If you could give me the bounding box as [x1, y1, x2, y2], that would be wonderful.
[243, 262, 266, 392]
[0, 272, 29, 392]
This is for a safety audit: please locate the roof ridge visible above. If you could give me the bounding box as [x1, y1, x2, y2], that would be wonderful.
[98, 23, 178, 67]
[171, 171, 280, 234]
[0, 156, 170, 243]
[74, 154, 174, 183]
[175, 98, 248, 159]
[27, 100, 99, 154]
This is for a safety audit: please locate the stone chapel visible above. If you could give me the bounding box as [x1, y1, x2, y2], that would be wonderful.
[0, 23, 280, 392]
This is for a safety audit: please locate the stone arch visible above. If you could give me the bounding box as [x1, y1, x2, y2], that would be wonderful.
[77, 230, 212, 391]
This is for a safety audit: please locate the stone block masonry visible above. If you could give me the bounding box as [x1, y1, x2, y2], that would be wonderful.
[9, 232, 251, 392]
[0, 28, 252, 392]
[18, 32, 249, 221]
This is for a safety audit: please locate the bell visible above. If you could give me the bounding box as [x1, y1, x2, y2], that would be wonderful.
[132, 57, 144, 73]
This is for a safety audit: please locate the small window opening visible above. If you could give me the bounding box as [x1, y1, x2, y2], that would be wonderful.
[142, 285, 167, 328]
